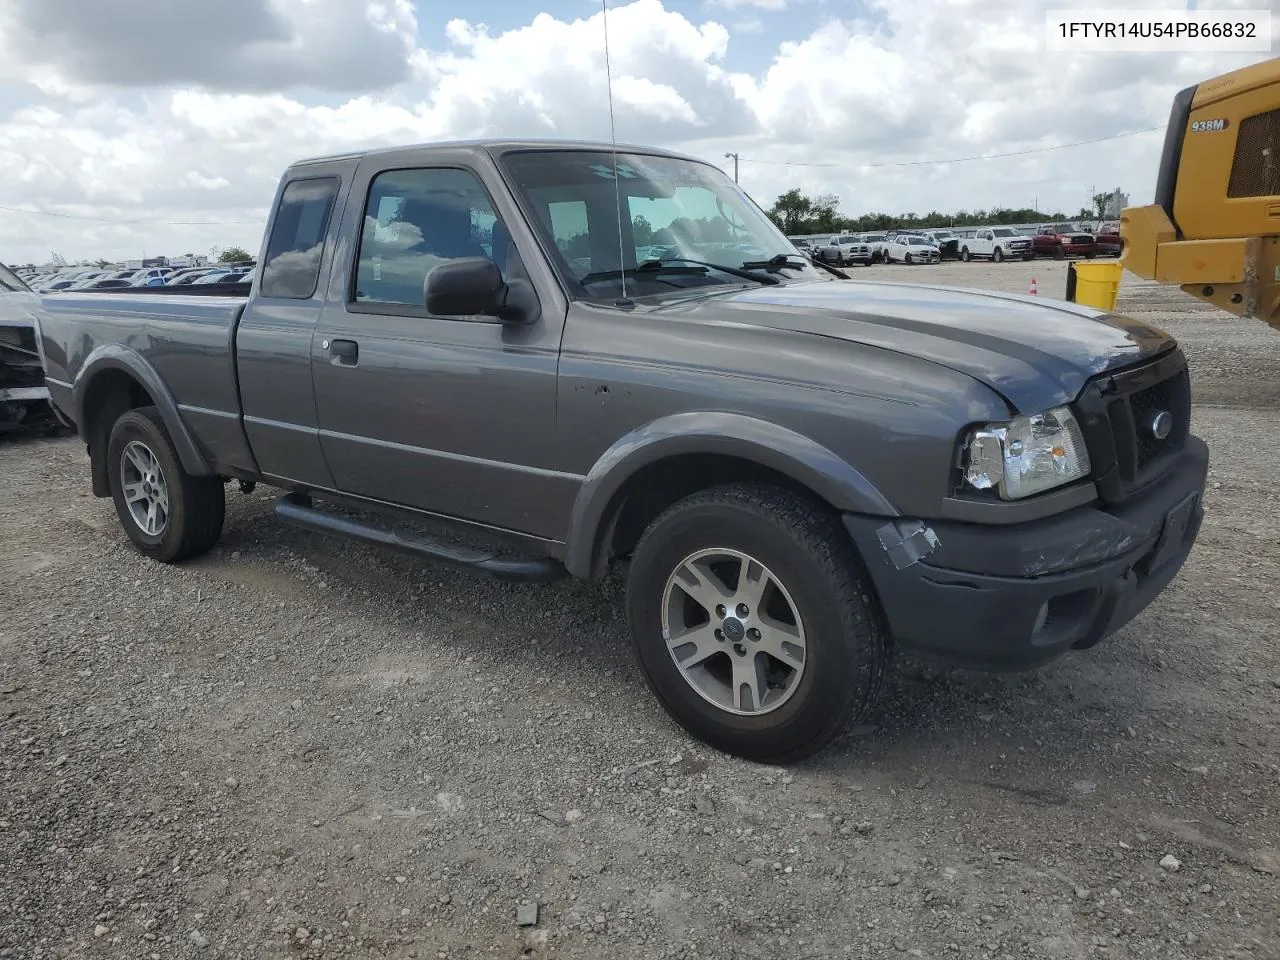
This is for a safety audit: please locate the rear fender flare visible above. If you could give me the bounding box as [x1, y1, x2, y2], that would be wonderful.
[563, 411, 898, 578]
[73, 344, 213, 477]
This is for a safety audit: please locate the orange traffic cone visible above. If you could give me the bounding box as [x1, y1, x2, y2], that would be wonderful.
[1028, 276, 1038, 296]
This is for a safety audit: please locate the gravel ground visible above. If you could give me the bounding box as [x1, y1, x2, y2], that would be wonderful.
[2, 261, 1278, 960]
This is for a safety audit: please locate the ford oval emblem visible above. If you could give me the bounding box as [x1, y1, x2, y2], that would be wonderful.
[1149, 411, 1173, 441]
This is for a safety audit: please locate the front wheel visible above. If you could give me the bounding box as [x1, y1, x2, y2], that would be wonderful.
[625, 484, 890, 764]
[992, 247, 1004, 263]
[1053, 246, 1065, 260]
[905, 253, 913, 264]
[106, 407, 225, 563]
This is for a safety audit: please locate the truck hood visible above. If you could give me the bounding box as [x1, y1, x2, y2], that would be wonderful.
[661, 279, 1175, 413]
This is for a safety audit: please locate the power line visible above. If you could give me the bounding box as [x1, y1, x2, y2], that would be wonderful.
[0, 203, 263, 225]
[734, 126, 1164, 169]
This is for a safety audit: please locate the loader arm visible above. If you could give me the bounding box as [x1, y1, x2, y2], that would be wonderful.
[1121, 56, 1280, 327]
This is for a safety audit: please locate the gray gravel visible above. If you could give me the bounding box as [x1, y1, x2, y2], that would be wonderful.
[2, 261, 1278, 959]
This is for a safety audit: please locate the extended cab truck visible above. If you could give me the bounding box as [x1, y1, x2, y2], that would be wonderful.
[958, 227, 1034, 263]
[35, 139, 1209, 764]
[1033, 223, 1097, 260]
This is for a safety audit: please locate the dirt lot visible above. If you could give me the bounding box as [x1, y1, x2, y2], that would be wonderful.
[2, 261, 1278, 960]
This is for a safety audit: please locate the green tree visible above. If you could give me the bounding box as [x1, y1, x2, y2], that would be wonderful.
[1092, 193, 1110, 220]
[768, 189, 813, 233]
[809, 194, 841, 233]
[631, 215, 654, 246]
[218, 246, 253, 263]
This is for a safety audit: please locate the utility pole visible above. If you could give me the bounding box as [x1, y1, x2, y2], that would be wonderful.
[724, 152, 739, 183]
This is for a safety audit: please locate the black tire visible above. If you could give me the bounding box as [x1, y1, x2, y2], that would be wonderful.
[625, 483, 891, 764]
[992, 247, 1004, 263]
[960, 247, 971, 262]
[1053, 245, 1065, 261]
[106, 407, 225, 563]
[905, 253, 913, 265]
[1086, 251, 1096, 259]
[1022, 252, 1034, 261]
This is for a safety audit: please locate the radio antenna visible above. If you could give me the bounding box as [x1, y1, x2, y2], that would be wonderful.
[600, 0, 628, 300]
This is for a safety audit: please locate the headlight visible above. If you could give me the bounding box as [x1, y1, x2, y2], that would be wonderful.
[962, 405, 1091, 500]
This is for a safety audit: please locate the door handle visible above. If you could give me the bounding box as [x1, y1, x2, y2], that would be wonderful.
[326, 338, 359, 366]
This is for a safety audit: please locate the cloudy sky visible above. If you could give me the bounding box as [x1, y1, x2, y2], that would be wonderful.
[0, 0, 1272, 266]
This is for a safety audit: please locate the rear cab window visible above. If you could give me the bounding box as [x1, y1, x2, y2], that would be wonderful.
[260, 177, 340, 299]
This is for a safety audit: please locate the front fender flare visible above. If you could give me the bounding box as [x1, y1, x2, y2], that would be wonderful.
[563, 411, 898, 578]
[73, 344, 213, 477]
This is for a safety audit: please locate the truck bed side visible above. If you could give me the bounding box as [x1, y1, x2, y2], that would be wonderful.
[37, 292, 255, 476]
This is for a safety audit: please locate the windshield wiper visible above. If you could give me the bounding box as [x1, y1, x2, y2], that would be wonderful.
[741, 253, 808, 270]
[579, 257, 780, 287]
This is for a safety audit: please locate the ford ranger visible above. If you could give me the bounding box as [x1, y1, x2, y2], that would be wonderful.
[33, 140, 1208, 764]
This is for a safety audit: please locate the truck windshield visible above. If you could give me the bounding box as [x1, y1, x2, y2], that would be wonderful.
[500, 150, 825, 300]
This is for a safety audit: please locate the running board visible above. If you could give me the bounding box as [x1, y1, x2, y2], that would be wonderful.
[274, 493, 565, 583]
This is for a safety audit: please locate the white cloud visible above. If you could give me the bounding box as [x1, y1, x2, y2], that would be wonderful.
[707, 0, 788, 9]
[0, 0, 1271, 265]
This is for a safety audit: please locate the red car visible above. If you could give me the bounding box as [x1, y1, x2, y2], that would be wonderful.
[1094, 220, 1122, 257]
[1031, 224, 1096, 260]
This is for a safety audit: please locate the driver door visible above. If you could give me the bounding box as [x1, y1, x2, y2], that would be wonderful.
[310, 159, 572, 540]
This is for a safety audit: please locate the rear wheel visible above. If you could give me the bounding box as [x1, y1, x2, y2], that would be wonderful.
[625, 483, 890, 764]
[106, 407, 225, 563]
[960, 247, 971, 262]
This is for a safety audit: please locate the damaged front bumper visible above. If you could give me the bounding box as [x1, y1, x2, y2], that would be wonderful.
[843, 436, 1209, 670]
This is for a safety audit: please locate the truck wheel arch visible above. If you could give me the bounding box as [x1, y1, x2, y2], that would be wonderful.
[74, 346, 214, 497]
[563, 412, 898, 579]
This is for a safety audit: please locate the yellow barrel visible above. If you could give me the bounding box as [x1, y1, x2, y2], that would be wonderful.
[1067, 260, 1124, 311]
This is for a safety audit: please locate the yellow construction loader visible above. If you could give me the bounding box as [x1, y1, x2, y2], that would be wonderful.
[1121, 56, 1280, 327]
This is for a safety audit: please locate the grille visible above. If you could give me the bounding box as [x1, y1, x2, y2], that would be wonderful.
[1077, 353, 1191, 504]
[1129, 378, 1177, 469]
[0, 327, 45, 390]
[1227, 107, 1280, 199]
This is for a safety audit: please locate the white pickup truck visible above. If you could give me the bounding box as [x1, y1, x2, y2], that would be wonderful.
[958, 227, 1034, 263]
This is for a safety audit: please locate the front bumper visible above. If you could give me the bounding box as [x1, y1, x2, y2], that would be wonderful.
[843, 436, 1208, 670]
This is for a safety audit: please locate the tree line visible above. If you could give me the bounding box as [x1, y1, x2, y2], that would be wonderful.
[763, 188, 1116, 235]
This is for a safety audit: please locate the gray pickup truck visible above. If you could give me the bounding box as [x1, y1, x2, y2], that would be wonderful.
[33, 139, 1208, 763]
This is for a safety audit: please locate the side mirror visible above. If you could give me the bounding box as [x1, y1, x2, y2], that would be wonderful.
[424, 257, 504, 317]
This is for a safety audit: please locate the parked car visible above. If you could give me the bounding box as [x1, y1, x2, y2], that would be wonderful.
[165, 268, 217, 286]
[0, 260, 55, 432]
[1032, 224, 1097, 260]
[859, 233, 890, 263]
[884, 235, 941, 264]
[129, 268, 174, 287]
[921, 230, 961, 260]
[1094, 221, 1122, 257]
[958, 227, 1034, 263]
[81, 278, 136, 290]
[35, 137, 1208, 764]
[192, 270, 235, 284]
[817, 235, 872, 266]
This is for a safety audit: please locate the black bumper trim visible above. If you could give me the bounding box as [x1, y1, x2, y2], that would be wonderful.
[843, 437, 1208, 671]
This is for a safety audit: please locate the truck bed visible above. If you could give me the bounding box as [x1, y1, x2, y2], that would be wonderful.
[37, 292, 249, 451]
